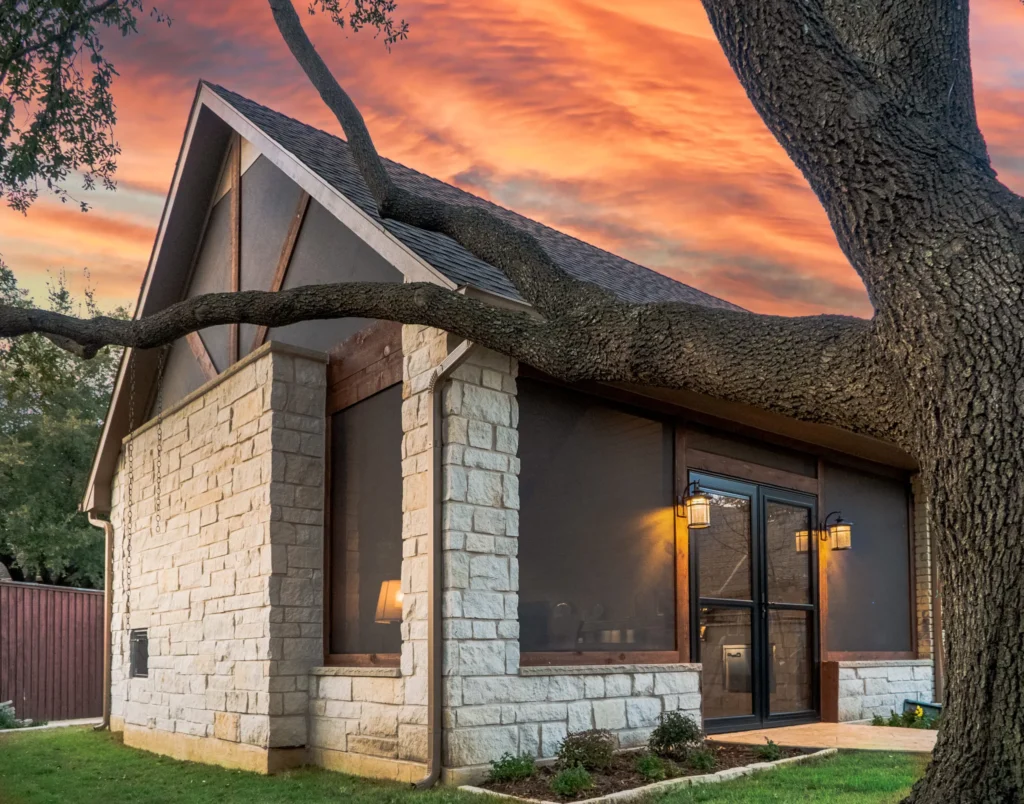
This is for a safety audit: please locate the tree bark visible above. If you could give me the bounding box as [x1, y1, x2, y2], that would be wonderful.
[911, 447, 1024, 802]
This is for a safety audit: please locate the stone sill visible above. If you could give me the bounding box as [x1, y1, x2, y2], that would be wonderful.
[520, 663, 701, 677]
[311, 666, 402, 678]
[838, 659, 933, 668]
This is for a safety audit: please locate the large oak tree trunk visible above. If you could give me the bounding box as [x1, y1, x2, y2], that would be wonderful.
[909, 436, 1024, 801]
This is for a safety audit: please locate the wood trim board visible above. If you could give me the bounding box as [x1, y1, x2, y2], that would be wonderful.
[186, 331, 218, 381]
[820, 660, 840, 722]
[229, 133, 241, 365]
[520, 651, 682, 667]
[686, 448, 818, 495]
[326, 321, 403, 413]
[250, 190, 311, 353]
[675, 428, 690, 662]
[322, 653, 401, 668]
[822, 651, 919, 661]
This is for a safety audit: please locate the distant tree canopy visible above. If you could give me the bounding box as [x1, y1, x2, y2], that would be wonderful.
[0, 264, 124, 586]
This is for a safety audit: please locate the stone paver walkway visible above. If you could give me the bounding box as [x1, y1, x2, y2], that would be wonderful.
[714, 722, 936, 753]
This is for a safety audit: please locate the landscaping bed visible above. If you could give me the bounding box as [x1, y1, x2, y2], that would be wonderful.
[0, 728, 929, 803]
[479, 741, 811, 801]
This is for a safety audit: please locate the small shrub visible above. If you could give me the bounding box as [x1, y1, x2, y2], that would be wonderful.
[557, 729, 615, 772]
[634, 753, 666, 782]
[649, 711, 703, 759]
[550, 766, 593, 798]
[0, 705, 18, 730]
[877, 706, 941, 730]
[688, 747, 716, 772]
[755, 738, 783, 762]
[488, 752, 536, 783]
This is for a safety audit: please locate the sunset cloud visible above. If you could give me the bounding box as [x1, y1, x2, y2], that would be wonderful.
[2, 0, 1023, 318]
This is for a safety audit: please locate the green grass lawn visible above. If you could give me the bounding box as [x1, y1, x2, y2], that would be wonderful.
[655, 750, 928, 803]
[0, 728, 928, 804]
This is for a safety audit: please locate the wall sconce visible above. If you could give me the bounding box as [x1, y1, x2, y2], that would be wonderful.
[374, 580, 404, 624]
[676, 481, 711, 529]
[822, 511, 853, 551]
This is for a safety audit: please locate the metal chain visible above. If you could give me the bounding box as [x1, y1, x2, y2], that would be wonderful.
[123, 353, 136, 656]
[153, 346, 169, 534]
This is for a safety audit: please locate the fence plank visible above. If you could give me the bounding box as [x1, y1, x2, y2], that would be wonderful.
[0, 581, 103, 721]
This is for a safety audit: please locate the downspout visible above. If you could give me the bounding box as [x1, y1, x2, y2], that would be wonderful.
[415, 339, 474, 789]
[87, 511, 114, 730]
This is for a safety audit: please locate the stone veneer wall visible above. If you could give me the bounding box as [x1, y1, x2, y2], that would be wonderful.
[389, 327, 703, 782]
[837, 660, 934, 722]
[108, 342, 327, 772]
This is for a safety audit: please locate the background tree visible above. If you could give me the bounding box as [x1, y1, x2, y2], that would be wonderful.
[0, 264, 124, 586]
[0, 1, 1021, 801]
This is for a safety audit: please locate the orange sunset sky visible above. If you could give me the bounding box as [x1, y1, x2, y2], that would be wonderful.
[3, 0, 1024, 318]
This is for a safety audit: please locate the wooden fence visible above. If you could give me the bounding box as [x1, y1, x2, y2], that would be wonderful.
[0, 580, 104, 722]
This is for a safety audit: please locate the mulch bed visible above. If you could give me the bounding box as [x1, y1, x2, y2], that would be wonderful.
[481, 742, 809, 801]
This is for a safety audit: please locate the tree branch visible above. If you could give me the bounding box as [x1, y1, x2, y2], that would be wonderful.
[699, 0, 1024, 320]
[0, 281, 904, 444]
[0, 0, 117, 86]
[266, 0, 613, 316]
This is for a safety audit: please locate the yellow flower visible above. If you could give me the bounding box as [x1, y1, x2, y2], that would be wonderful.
[915, 706, 924, 719]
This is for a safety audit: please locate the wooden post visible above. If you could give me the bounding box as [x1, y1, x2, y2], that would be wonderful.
[821, 660, 840, 722]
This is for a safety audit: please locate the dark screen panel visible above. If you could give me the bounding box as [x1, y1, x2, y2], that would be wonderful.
[518, 379, 676, 653]
[329, 384, 403, 655]
[825, 463, 913, 652]
[239, 156, 304, 354]
[151, 337, 208, 414]
[187, 191, 232, 372]
[268, 201, 403, 353]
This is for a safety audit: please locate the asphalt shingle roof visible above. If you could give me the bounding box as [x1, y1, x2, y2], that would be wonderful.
[207, 83, 742, 312]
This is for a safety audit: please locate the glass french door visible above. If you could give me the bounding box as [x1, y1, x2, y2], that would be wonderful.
[689, 472, 820, 733]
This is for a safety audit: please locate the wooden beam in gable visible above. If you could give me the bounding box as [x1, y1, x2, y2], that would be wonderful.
[249, 190, 311, 354]
[187, 332, 219, 382]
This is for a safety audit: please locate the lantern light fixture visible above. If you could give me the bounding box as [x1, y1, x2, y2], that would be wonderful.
[676, 480, 711, 529]
[794, 530, 811, 553]
[374, 579, 404, 624]
[822, 511, 853, 551]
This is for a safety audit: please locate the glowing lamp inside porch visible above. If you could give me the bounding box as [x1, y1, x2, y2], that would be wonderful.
[794, 530, 811, 553]
[374, 580, 404, 624]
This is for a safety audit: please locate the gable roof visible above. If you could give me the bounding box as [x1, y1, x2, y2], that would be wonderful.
[205, 83, 742, 312]
[83, 82, 746, 514]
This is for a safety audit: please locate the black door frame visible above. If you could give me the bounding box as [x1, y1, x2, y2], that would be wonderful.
[689, 471, 821, 734]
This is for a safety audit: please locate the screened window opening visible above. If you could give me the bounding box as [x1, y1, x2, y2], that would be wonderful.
[129, 629, 148, 678]
[329, 384, 403, 657]
[518, 379, 676, 654]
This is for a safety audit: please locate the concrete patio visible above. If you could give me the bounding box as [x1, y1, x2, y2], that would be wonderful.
[715, 722, 937, 753]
